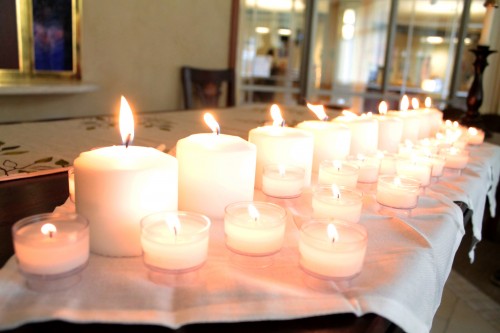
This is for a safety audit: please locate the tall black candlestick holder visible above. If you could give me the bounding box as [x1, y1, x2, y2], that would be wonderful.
[460, 45, 497, 132]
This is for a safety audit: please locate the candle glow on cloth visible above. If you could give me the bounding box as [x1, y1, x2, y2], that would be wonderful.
[249, 104, 314, 189]
[140, 211, 211, 272]
[376, 175, 421, 209]
[12, 212, 89, 276]
[177, 113, 257, 219]
[224, 201, 287, 256]
[262, 164, 305, 198]
[299, 220, 367, 279]
[312, 184, 363, 223]
[74, 96, 178, 257]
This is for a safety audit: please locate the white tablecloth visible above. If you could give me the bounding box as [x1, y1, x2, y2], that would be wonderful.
[0, 187, 464, 333]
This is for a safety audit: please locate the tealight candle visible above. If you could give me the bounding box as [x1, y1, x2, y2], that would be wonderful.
[466, 127, 485, 145]
[249, 104, 314, 189]
[317, 160, 360, 188]
[74, 97, 178, 257]
[299, 220, 367, 279]
[177, 113, 257, 219]
[377, 152, 399, 175]
[296, 103, 351, 172]
[262, 164, 305, 198]
[224, 201, 287, 256]
[140, 211, 211, 273]
[396, 157, 432, 187]
[376, 175, 420, 209]
[12, 212, 89, 290]
[440, 147, 469, 170]
[312, 184, 363, 223]
[346, 154, 380, 183]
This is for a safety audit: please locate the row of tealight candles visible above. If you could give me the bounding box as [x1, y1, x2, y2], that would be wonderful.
[12, 95, 485, 291]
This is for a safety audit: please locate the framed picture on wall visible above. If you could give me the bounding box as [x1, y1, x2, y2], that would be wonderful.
[32, 0, 75, 73]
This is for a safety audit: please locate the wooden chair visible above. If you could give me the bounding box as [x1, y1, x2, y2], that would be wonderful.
[181, 66, 235, 109]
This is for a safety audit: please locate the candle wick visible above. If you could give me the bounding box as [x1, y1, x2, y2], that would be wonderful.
[280, 120, 286, 127]
[49, 231, 54, 238]
[124, 133, 132, 148]
[331, 237, 336, 243]
[322, 116, 329, 121]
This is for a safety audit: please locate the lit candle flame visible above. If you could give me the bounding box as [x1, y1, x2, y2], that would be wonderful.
[411, 97, 419, 110]
[331, 184, 341, 199]
[327, 223, 339, 243]
[204, 113, 220, 135]
[119, 96, 135, 147]
[333, 160, 342, 171]
[306, 102, 328, 121]
[270, 104, 285, 127]
[378, 101, 388, 115]
[248, 204, 260, 222]
[278, 164, 286, 177]
[400, 95, 409, 111]
[165, 214, 181, 236]
[468, 127, 478, 136]
[41, 223, 57, 238]
[341, 110, 358, 118]
[425, 97, 431, 108]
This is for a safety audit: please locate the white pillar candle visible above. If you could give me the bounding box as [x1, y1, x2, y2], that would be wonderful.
[422, 97, 443, 137]
[346, 154, 380, 183]
[332, 112, 378, 156]
[479, 3, 495, 46]
[386, 95, 420, 142]
[140, 211, 211, 272]
[376, 175, 421, 209]
[12, 212, 89, 275]
[312, 184, 363, 223]
[262, 164, 305, 198]
[249, 105, 314, 189]
[296, 103, 351, 172]
[466, 127, 485, 145]
[177, 113, 257, 219]
[396, 157, 432, 187]
[224, 201, 287, 256]
[74, 97, 178, 257]
[299, 220, 367, 279]
[410, 98, 433, 140]
[318, 160, 360, 188]
[68, 167, 75, 203]
[440, 147, 469, 170]
[373, 101, 403, 153]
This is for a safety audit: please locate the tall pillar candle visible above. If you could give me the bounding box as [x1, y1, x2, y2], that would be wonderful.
[74, 96, 178, 257]
[332, 111, 378, 156]
[249, 105, 313, 189]
[177, 114, 257, 219]
[296, 103, 351, 172]
[372, 102, 403, 153]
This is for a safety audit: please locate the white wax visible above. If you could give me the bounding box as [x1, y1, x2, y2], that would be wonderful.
[428, 108, 443, 137]
[141, 212, 210, 272]
[248, 126, 313, 189]
[376, 175, 420, 209]
[467, 128, 485, 145]
[74, 146, 178, 257]
[387, 110, 420, 143]
[378, 153, 399, 175]
[479, 5, 495, 46]
[299, 221, 367, 279]
[318, 160, 359, 188]
[332, 116, 378, 156]
[262, 164, 305, 198]
[176, 133, 256, 219]
[414, 109, 433, 139]
[312, 186, 363, 223]
[13, 213, 89, 275]
[374, 115, 403, 153]
[396, 158, 432, 187]
[295, 121, 351, 172]
[440, 148, 469, 169]
[68, 168, 75, 203]
[346, 155, 380, 183]
[224, 202, 287, 256]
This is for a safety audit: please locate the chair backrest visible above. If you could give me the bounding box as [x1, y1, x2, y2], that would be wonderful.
[181, 66, 235, 109]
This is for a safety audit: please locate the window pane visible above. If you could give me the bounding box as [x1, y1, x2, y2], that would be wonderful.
[389, 0, 464, 101]
[239, 0, 306, 104]
[310, 0, 391, 110]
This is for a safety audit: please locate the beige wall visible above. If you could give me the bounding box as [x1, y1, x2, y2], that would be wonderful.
[0, 0, 232, 123]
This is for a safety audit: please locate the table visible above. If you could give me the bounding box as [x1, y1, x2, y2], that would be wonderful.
[0, 105, 499, 333]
